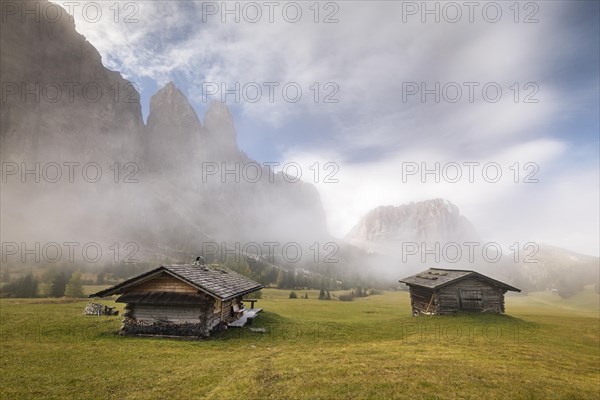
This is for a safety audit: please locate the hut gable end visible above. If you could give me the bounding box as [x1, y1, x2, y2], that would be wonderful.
[128, 273, 199, 294]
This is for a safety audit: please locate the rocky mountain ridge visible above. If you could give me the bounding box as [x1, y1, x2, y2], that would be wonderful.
[346, 199, 479, 251]
[0, 0, 329, 263]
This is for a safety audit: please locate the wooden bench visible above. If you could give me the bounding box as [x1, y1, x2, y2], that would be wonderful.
[228, 308, 263, 328]
[243, 299, 258, 309]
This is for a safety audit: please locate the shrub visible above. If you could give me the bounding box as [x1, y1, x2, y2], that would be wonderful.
[289, 291, 297, 299]
[64, 270, 85, 298]
[319, 289, 331, 300]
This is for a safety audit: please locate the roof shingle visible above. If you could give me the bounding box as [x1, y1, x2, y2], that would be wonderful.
[163, 264, 262, 300]
[399, 268, 520, 292]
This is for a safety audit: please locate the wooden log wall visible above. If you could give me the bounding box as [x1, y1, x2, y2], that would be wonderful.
[408, 278, 508, 315]
[123, 298, 221, 336]
[439, 277, 504, 313]
[132, 305, 206, 323]
[220, 299, 235, 322]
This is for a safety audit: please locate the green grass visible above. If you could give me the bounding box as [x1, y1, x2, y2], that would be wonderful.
[1, 289, 598, 399]
[82, 285, 111, 296]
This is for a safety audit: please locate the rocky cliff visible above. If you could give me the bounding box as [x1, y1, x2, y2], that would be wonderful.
[143, 82, 204, 173]
[0, 0, 329, 263]
[346, 199, 479, 250]
[0, 0, 143, 164]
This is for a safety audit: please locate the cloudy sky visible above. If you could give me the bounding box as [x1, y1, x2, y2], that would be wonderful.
[52, 1, 599, 255]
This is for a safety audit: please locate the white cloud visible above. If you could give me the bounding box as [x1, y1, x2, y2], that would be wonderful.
[54, 1, 567, 135]
[50, 1, 599, 255]
[281, 138, 599, 256]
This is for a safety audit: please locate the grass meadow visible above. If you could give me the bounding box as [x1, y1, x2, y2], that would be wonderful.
[1, 288, 598, 399]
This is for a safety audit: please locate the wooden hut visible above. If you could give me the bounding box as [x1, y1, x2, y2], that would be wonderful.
[90, 263, 262, 337]
[399, 268, 520, 315]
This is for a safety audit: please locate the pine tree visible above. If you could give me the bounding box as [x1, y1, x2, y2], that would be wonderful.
[286, 272, 296, 289]
[267, 267, 279, 285]
[3, 273, 38, 297]
[16, 273, 38, 297]
[49, 270, 69, 297]
[96, 272, 106, 285]
[64, 270, 84, 298]
[276, 270, 285, 288]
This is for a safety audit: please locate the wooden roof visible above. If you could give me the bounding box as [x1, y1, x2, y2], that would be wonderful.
[90, 264, 263, 301]
[399, 268, 520, 292]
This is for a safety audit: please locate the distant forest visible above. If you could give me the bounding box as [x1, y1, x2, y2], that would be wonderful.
[1, 253, 598, 299]
[0, 254, 388, 298]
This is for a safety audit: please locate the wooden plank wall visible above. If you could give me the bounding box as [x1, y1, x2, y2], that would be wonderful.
[129, 299, 221, 333]
[128, 273, 198, 293]
[132, 305, 206, 323]
[438, 277, 504, 313]
[221, 299, 234, 322]
[409, 286, 437, 315]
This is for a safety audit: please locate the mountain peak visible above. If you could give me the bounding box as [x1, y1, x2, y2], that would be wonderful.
[346, 199, 478, 248]
[204, 100, 234, 131]
[202, 101, 242, 161]
[159, 81, 180, 97]
[151, 82, 191, 109]
[143, 83, 203, 172]
[147, 82, 200, 126]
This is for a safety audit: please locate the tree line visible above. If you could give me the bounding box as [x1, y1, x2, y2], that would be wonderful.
[1, 268, 84, 298]
[0, 255, 391, 298]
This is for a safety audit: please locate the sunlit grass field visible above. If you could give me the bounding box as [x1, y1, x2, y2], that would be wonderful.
[1, 288, 598, 399]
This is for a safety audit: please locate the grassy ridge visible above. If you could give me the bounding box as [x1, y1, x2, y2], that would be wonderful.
[1, 289, 598, 399]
